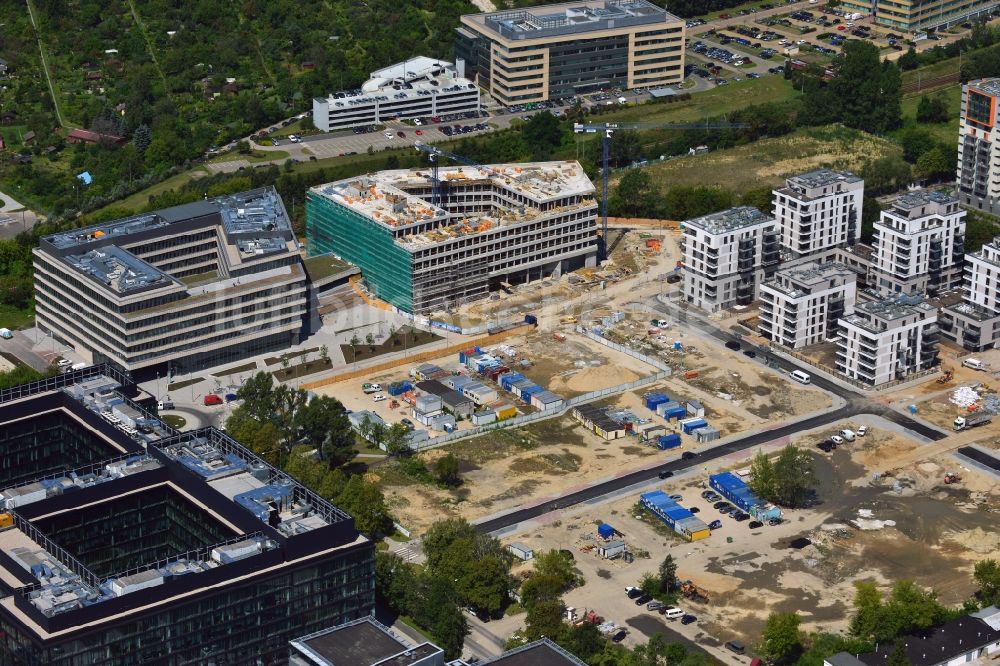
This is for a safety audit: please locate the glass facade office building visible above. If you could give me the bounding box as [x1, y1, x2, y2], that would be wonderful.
[0, 369, 375, 666]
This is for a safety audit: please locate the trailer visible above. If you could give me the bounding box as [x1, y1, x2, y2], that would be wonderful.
[955, 413, 992, 431]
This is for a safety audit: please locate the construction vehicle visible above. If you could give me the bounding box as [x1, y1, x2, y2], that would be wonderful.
[680, 580, 710, 602]
[572, 120, 749, 258]
[944, 472, 962, 484]
[560, 315, 578, 324]
[937, 369, 954, 384]
[954, 413, 992, 431]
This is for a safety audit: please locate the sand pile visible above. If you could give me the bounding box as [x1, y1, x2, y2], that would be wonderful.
[947, 528, 1000, 556]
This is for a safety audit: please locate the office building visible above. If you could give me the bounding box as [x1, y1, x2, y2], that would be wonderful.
[772, 168, 863, 258]
[33, 187, 308, 376]
[0, 366, 374, 665]
[312, 58, 481, 132]
[958, 78, 1000, 215]
[759, 261, 858, 349]
[870, 188, 966, 296]
[289, 615, 587, 666]
[307, 161, 598, 313]
[836, 295, 939, 386]
[454, 0, 685, 106]
[681, 206, 781, 312]
[837, 0, 997, 30]
[941, 235, 1000, 350]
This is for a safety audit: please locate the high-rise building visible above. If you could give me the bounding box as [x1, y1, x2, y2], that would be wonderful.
[958, 78, 1000, 214]
[681, 206, 781, 312]
[759, 261, 858, 349]
[306, 162, 598, 313]
[836, 295, 939, 386]
[772, 169, 863, 258]
[870, 189, 966, 296]
[33, 187, 308, 376]
[941, 235, 1000, 351]
[454, 0, 685, 106]
[0, 367, 374, 665]
[312, 58, 481, 132]
[838, 0, 997, 31]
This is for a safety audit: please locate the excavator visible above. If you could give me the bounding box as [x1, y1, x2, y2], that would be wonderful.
[937, 368, 954, 384]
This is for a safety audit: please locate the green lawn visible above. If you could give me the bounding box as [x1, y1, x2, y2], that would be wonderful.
[102, 167, 211, 215]
[0, 305, 33, 330]
[179, 270, 219, 285]
[897, 83, 962, 145]
[901, 57, 961, 88]
[212, 149, 289, 164]
[302, 254, 353, 280]
[698, 0, 768, 21]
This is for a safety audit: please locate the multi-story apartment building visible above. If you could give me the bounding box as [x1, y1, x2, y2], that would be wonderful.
[312, 57, 481, 132]
[870, 188, 966, 296]
[838, 0, 997, 31]
[759, 261, 858, 349]
[33, 188, 308, 376]
[958, 78, 1000, 215]
[454, 0, 685, 106]
[0, 368, 373, 665]
[772, 168, 864, 258]
[836, 295, 939, 386]
[307, 162, 598, 313]
[941, 235, 1000, 351]
[682, 207, 781, 312]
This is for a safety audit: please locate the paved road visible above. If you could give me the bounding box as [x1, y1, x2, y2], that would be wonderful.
[475, 298, 947, 534]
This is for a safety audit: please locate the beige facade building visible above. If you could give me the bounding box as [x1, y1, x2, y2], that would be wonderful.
[839, 0, 996, 31]
[454, 0, 685, 106]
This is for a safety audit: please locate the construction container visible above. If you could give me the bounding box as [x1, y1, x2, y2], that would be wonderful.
[598, 540, 627, 559]
[491, 402, 517, 420]
[524, 314, 538, 326]
[638, 423, 666, 440]
[507, 542, 534, 561]
[645, 393, 670, 411]
[471, 409, 497, 426]
[657, 433, 682, 450]
[519, 384, 543, 403]
[680, 417, 708, 434]
[686, 400, 705, 418]
[656, 401, 687, 420]
[683, 370, 699, 379]
[443, 375, 473, 392]
[531, 390, 564, 411]
[639, 491, 711, 541]
[499, 372, 525, 391]
[464, 382, 499, 405]
[486, 366, 509, 382]
[597, 523, 615, 539]
[387, 381, 412, 397]
[415, 394, 443, 413]
[694, 426, 720, 443]
[709, 472, 782, 521]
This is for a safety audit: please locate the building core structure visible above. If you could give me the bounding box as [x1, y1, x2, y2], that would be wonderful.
[0, 367, 374, 665]
[33, 187, 308, 376]
[771, 168, 863, 258]
[306, 161, 598, 313]
[312, 57, 481, 132]
[870, 188, 966, 296]
[454, 0, 685, 106]
[682, 206, 781, 312]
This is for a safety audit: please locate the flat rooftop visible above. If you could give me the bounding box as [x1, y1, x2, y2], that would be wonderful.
[890, 188, 957, 212]
[290, 617, 444, 666]
[684, 206, 774, 235]
[843, 294, 935, 331]
[783, 168, 862, 197]
[466, 0, 677, 41]
[970, 78, 1000, 97]
[484, 639, 587, 665]
[766, 261, 856, 298]
[319, 58, 478, 107]
[311, 161, 595, 249]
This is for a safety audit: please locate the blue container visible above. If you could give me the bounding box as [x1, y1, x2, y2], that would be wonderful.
[645, 393, 669, 411]
[682, 418, 708, 434]
[657, 434, 682, 450]
[673, 341, 682, 350]
[524, 314, 538, 326]
[598, 523, 614, 539]
[664, 405, 687, 420]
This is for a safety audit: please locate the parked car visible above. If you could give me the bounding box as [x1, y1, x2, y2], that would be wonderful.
[669, 494, 682, 501]
[725, 641, 746, 655]
[725, 341, 741, 351]
[701, 490, 716, 499]
[689, 507, 700, 514]
[768, 518, 783, 526]
[681, 614, 697, 625]
[681, 451, 696, 460]
[401, 418, 415, 430]
[204, 394, 223, 406]
[713, 501, 731, 509]
[372, 394, 386, 402]
[857, 425, 868, 436]
[612, 630, 628, 643]
[749, 520, 764, 529]
[647, 601, 665, 611]
[57, 358, 72, 367]
[224, 393, 239, 403]
[831, 435, 844, 445]
[626, 586, 642, 599]
[734, 512, 751, 522]
[709, 520, 723, 530]
[635, 594, 652, 605]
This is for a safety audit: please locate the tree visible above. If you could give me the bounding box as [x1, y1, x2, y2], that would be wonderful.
[336, 475, 393, 536]
[609, 168, 658, 218]
[525, 599, 565, 640]
[772, 444, 816, 507]
[534, 549, 579, 592]
[521, 574, 565, 609]
[974, 558, 1000, 605]
[293, 395, 354, 464]
[887, 639, 912, 666]
[349, 333, 360, 362]
[916, 94, 950, 123]
[383, 422, 412, 457]
[238, 372, 275, 422]
[237, 140, 251, 154]
[132, 124, 152, 152]
[748, 449, 777, 502]
[658, 554, 678, 593]
[609, 129, 642, 167]
[823, 41, 902, 133]
[434, 452, 460, 485]
[849, 581, 887, 642]
[422, 518, 513, 615]
[915, 148, 952, 182]
[319, 344, 330, 365]
[375, 550, 415, 612]
[521, 111, 564, 159]
[759, 612, 803, 662]
[898, 47, 919, 71]
[423, 518, 479, 570]
[365, 332, 376, 350]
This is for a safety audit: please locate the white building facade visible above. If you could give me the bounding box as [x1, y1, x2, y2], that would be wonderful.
[958, 79, 1000, 216]
[312, 57, 481, 132]
[759, 261, 857, 349]
[836, 296, 939, 387]
[871, 189, 966, 296]
[682, 207, 781, 312]
[772, 168, 864, 258]
[942, 235, 1000, 351]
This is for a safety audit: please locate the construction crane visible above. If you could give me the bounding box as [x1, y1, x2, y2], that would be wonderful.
[572, 121, 749, 257]
[413, 142, 488, 208]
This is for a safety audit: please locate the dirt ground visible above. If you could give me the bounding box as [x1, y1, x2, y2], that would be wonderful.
[496, 422, 1000, 649]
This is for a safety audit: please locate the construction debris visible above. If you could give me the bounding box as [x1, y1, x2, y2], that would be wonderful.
[950, 386, 980, 408]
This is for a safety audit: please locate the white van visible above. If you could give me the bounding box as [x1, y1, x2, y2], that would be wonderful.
[963, 358, 985, 371]
[664, 608, 684, 619]
[789, 370, 811, 385]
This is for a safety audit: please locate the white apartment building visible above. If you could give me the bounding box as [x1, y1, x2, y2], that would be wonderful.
[759, 261, 857, 349]
[958, 79, 1000, 215]
[312, 57, 481, 132]
[772, 168, 863, 258]
[941, 235, 1000, 351]
[836, 296, 939, 387]
[871, 188, 966, 295]
[682, 207, 781, 312]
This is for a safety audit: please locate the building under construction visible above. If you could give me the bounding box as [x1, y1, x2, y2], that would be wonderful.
[306, 161, 599, 313]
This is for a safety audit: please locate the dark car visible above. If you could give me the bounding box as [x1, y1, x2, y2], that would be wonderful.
[681, 614, 697, 625]
[749, 521, 764, 529]
[709, 519, 723, 530]
[726, 641, 746, 655]
[713, 501, 730, 509]
[612, 630, 628, 643]
[627, 588, 643, 599]
[743, 350, 757, 358]
[735, 513, 751, 522]
[725, 340, 740, 351]
[701, 490, 716, 499]
[401, 418, 415, 430]
[636, 594, 653, 605]
[396, 131, 405, 138]
[681, 451, 696, 460]
[817, 441, 833, 452]
[768, 518, 783, 526]
[658, 469, 674, 479]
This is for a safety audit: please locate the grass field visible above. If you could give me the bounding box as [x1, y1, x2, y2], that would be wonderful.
[211, 150, 290, 164]
[106, 168, 212, 214]
[901, 57, 961, 88]
[898, 83, 962, 145]
[634, 124, 902, 195]
[0, 305, 33, 331]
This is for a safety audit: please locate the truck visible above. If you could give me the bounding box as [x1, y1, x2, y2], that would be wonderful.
[362, 383, 382, 394]
[954, 413, 992, 431]
[963, 358, 987, 371]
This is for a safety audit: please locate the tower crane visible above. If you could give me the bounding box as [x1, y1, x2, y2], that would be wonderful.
[413, 142, 489, 208]
[572, 121, 749, 257]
